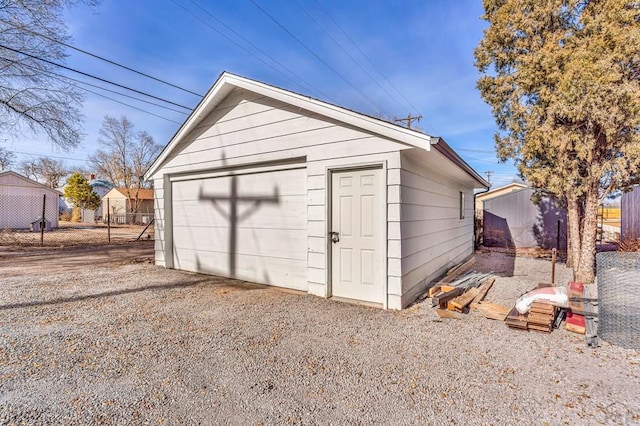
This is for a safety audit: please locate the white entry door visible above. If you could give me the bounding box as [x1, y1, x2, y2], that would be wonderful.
[330, 168, 385, 304]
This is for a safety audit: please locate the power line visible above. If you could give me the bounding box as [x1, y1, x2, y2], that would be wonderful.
[0, 55, 190, 116]
[81, 87, 184, 125]
[0, 43, 193, 111]
[0, 17, 203, 97]
[249, 0, 393, 117]
[311, 0, 423, 117]
[172, 0, 334, 102]
[293, 0, 408, 114]
[11, 150, 87, 162]
[183, 0, 333, 102]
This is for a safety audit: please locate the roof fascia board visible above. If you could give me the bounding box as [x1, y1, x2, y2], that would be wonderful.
[0, 170, 62, 194]
[145, 72, 431, 179]
[430, 137, 490, 188]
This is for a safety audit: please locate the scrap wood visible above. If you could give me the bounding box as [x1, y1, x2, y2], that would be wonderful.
[435, 309, 462, 319]
[528, 323, 552, 333]
[449, 272, 493, 289]
[431, 287, 465, 309]
[442, 257, 477, 283]
[469, 278, 495, 308]
[428, 284, 457, 298]
[475, 302, 510, 321]
[448, 287, 481, 312]
[529, 301, 556, 314]
[505, 306, 528, 330]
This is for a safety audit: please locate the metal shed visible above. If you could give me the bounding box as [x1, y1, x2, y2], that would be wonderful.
[483, 187, 567, 249]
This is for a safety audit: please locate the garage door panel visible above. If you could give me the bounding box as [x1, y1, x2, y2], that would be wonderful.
[172, 197, 306, 229]
[173, 169, 306, 201]
[173, 225, 307, 260]
[171, 166, 308, 290]
[174, 248, 308, 290]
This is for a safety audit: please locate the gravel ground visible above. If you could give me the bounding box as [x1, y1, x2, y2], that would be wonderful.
[1, 243, 639, 425]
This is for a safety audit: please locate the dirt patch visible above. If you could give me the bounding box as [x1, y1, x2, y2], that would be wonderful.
[0, 241, 154, 278]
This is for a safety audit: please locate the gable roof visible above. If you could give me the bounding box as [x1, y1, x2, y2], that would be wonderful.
[0, 170, 63, 194]
[144, 71, 489, 188]
[476, 182, 528, 202]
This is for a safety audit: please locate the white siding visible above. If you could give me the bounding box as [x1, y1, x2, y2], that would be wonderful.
[396, 151, 475, 308]
[0, 173, 60, 229]
[152, 88, 410, 302]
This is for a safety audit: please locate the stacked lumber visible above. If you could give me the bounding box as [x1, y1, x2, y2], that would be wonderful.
[430, 273, 493, 309]
[505, 306, 528, 330]
[447, 287, 480, 312]
[527, 302, 557, 333]
[470, 278, 495, 309]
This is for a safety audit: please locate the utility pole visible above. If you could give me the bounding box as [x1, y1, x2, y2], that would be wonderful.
[485, 171, 493, 186]
[394, 114, 422, 129]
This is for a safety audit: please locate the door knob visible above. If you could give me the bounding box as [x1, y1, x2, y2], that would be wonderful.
[329, 231, 340, 243]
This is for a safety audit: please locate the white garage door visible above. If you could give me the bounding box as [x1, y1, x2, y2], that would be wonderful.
[171, 167, 308, 290]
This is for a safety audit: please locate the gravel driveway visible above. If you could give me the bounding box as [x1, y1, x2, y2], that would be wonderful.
[1, 242, 638, 425]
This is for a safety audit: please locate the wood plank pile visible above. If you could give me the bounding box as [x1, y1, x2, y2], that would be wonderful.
[505, 285, 561, 333]
[505, 306, 529, 330]
[427, 258, 600, 346]
[430, 272, 494, 311]
[527, 302, 557, 333]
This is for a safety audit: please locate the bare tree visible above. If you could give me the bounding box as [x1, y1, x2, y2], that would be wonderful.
[0, 146, 15, 170]
[19, 158, 38, 180]
[0, 1, 99, 150]
[89, 115, 162, 213]
[38, 157, 66, 188]
[18, 156, 66, 187]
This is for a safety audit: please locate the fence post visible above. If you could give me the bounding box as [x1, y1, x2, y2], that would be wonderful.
[107, 198, 111, 243]
[40, 193, 46, 247]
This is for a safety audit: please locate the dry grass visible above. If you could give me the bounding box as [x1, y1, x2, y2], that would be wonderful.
[0, 221, 153, 248]
[618, 238, 640, 252]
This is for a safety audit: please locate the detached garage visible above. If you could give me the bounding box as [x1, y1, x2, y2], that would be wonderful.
[145, 72, 489, 309]
[0, 171, 60, 229]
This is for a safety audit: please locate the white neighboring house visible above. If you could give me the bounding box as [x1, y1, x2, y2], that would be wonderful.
[0, 171, 60, 229]
[144, 72, 489, 310]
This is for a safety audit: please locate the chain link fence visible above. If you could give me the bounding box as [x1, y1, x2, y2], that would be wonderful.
[0, 193, 154, 248]
[596, 252, 640, 349]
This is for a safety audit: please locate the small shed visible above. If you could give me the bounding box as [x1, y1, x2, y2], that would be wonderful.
[144, 72, 489, 309]
[0, 171, 60, 229]
[475, 182, 528, 218]
[483, 187, 567, 249]
[621, 185, 640, 240]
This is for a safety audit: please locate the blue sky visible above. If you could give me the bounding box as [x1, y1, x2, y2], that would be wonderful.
[9, 0, 521, 188]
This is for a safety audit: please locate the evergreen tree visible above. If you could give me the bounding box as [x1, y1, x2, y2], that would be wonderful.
[475, 0, 640, 282]
[64, 172, 100, 212]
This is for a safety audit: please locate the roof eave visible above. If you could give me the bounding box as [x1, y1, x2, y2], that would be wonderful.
[430, 137, 490, 188]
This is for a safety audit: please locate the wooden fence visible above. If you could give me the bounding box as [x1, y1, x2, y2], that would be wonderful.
[622, 187, 640, 240]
